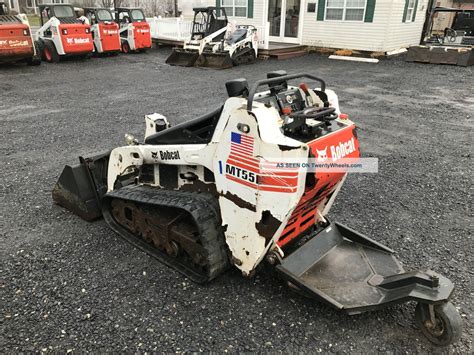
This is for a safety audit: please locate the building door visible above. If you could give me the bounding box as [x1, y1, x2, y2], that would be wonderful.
[268, 0, 301, 43]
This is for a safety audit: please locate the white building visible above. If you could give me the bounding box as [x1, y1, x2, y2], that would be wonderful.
[7, 0, 69, 15]
[181, 0, 431, 52]
[4, 0, 20, 13]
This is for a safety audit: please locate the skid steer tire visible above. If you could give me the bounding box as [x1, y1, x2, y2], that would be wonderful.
[121, 41, 131, 54]
[43, 41, 60, 63]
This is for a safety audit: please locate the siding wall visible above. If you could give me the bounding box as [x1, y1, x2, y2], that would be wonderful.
[384, 0, 428, 50]
[302, 0, 428, 51]
[179, 0, 429, 52]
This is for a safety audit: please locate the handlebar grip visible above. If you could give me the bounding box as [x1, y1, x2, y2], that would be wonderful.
[246, 73, 326, 112]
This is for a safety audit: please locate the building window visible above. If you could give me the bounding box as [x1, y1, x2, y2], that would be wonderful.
[26, 0, 34, 7]
[221, 0, 247, 17]
[405, 0, 415, 22]
[325, 0, 366, 21]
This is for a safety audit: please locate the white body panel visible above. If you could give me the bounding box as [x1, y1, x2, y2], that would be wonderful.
[184, 24, 258, 58]
[36, 17, 66, 55]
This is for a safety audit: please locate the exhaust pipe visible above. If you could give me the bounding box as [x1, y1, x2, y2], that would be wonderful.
[165, 48, 200, 67]
[52, 151, 110, 221]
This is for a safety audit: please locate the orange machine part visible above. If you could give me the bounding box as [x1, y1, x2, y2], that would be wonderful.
[59, 23, 93, 54]
[277, 124, 360, 247]
[132, 22, 151, 49]
[98, 22, 120, 52]
[0, 23, 33, 60]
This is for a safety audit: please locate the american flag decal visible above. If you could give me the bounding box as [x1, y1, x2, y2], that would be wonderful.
[225, 132, 299, 193]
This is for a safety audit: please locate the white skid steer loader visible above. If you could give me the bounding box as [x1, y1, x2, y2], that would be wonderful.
[36, 3, 93, 63]
[166, 7, 258, 69]
[53, 71, 462, 346]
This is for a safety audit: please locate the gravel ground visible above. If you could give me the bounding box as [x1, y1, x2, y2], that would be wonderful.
[1, 50, 472, 353]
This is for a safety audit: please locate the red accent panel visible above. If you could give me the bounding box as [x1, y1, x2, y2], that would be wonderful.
[259, 185, 297, 193]
[59, 24, 93, 54]
[259, 175, 298, 187]
[229, 151, 259, 166]
[278, 124, 360, 247]
[132, 22, 151, 49]
[98, 23, 120, 52]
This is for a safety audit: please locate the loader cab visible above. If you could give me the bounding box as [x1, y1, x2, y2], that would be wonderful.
[83, 7, 114, 25]
[39, 4, 82, 25]
[115, 7, 146, 25]
[191, 7, 228, 40]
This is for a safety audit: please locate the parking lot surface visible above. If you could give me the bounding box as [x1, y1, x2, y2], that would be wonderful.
[1, 50, 472, 352]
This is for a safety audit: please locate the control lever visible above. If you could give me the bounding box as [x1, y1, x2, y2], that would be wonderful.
[290, 107, 338, 121]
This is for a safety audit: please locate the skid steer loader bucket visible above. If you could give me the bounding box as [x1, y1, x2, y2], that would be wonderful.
[276, 222, 454, 315]
[52, 151, 110, 221]
[406, 46, 474, 66]
[165, 48, 200, 67]
[195, 52, 233, 69]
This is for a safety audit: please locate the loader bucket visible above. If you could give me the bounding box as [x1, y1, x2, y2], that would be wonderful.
[406, 46, 474, 66]
[195, 52, 233, 69]
[165, 48, 199, 67]
[52, 151, 110, 221]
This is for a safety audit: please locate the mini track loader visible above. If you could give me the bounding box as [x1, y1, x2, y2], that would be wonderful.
[115, 7, 151, 53]
[83, 7, 120, 55]
[0, 2, 41, 65]
[166, 7, 258, 69]
[36, 3, 93, 63]
[53, 71, 462, 346]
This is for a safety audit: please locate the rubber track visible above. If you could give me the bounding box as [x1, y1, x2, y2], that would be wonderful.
[232, 47, 256, 65]
[102, 185, 229, 284]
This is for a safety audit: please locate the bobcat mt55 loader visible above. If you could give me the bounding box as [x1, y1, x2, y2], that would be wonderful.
[83, 7, 120, 55]
[36, 3, 93, 63]
[115, 7, 151, 53]
[53, 71, 462, 346]
[166, 7, 258, 69]
[0, 2, 41, 65]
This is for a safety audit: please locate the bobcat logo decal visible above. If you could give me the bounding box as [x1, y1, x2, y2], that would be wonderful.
[316, 147, 328, 162]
